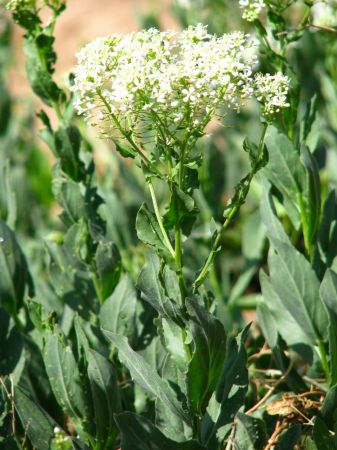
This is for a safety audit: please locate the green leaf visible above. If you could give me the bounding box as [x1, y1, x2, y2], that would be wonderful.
[160, 318, 187, 371]
[136, 203, 173, 262]
[54, 126, 85, 181]
[319, 269, 337, 385]
[24, 36, 62, 106]
[259, 270, 313, 353]
[14, 385, 56, 450]
[233, 413, 267, 450]
[186, 298, 227, 414]
[137, 253, 182, 322]
[155, 356, 193, 442]
[95, 240, 121, 302]
[321, 385, 337, 429]
[102, 330, 191, 425]
[256, 301, 278, 349]
[0, 219, 31, 316]
[300, 146, 321, 251]
[163, 185, 198, 237]
[0, 77, 10, 136]
[267, 240, 327, 342]
[260, 179, 291, 246]
[316, 190, 337, 272]
[0, 306, 24, 376]
[201, 327, 249, 449]
[263, 126, 305, 228]
[115, 412, 205, 450]
[275, 424, 301, 450]
[99, 275, 137, 338]
[43, 329, 90, 431]
[243, 137, 268, 172]
[300, 95, 318, 144]
[87, 349, 120, 446]
[312, 417, 336, 450]
[52, 168, 87, 225]
[115, 140, 137, 159]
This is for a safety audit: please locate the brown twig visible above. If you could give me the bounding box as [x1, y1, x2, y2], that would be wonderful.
[264, 419, 288, 450]
[277, 23, 337, 36]
[246, 361, 294, 415]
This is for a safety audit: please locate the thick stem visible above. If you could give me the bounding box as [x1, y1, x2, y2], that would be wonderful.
[148, 181, 175, 258]
[175, 146, 188, 301]
[175, 225, 187, 301]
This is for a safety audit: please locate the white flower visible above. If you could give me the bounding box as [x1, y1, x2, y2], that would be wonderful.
[72, 25, 289, 143]
[253, 72, 290, 120]
[239, 0, 266, 22]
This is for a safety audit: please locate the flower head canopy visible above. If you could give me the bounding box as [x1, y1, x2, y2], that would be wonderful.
[73, 25, 289, 150]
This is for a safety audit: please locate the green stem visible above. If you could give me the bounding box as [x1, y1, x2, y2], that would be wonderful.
[298, 192, 314, 263]
[175, 146, 188, 301]
[317, 338, 330, 385]
[175, 225, 187, 301]
[98, 92, 151, 167]
[193, 124, 268, 291]
[148, 181, 175, 258]
[90, 272, 104, 305]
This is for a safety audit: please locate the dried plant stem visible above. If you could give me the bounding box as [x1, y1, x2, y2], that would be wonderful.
[246, 361, 293, 415]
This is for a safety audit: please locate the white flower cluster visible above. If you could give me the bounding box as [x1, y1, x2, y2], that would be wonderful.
[239, 0, 266, 22]
[73, 25, 289, 141]
[254, 72, 290, 119]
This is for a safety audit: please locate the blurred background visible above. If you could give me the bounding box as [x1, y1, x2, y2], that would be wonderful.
[10, 0, 178, 97]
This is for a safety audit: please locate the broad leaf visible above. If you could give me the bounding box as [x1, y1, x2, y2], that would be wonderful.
[87, 349, 120, 446]
[0, 219, 31, 316]
[319, 269, 337, 385]
[24, 35, 62, 106]
[316, 190, 337, 274]
[95, 240, 121, 302]
[103, 330, 191, 425]
[136, 203, 173, 262]
[14, 385, 57, 450]
[155, 356, 192, 442]
[201, 328, 249, 449]
[259, 270, 313, 354]
[0, 306, 24, 377]
[267, 241, 327, 342]
[263, 126, 305, 227]
[233, 413, 267, 450]
[137, 253, 182, 322]
[115, 412, 205, 450]
[99, 275, 137, 338]
[186, 298, 227, 414]
[43, 329, 90, 431]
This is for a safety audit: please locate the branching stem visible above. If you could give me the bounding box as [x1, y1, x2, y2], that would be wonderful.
[193, 123, 268, 291]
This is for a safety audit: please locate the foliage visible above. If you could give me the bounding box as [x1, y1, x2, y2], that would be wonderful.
[1, 0, 337, 449]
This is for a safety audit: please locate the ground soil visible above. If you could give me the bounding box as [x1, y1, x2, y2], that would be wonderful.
[10, 0, 177, 96]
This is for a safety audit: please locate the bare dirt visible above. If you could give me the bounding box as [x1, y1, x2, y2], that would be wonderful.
[11, 0, 177, 96]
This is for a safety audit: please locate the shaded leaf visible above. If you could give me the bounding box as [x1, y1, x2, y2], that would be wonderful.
[0, 219, 31, 316]
[201, 327, 249, 449]
[115, 412, 205, 450]
[186, 298, 227, 414]
[87, 349, 120, 446]
[14, 385, 56, 450]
